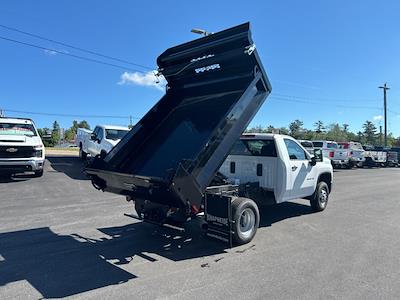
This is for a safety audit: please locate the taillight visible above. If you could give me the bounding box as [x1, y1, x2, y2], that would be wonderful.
[329, 151, 334, 158]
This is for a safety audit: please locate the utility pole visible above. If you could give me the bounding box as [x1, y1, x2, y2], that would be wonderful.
[129, 115, 133, 128]
[379, 83, 390, 147]
[379, 125, 383, 146]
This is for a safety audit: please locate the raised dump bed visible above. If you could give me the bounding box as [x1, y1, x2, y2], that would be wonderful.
[86, 23, 271, 228]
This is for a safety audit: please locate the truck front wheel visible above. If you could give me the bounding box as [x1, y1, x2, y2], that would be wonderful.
[310, 181, 329, 212]
[232, 197, 260, 245]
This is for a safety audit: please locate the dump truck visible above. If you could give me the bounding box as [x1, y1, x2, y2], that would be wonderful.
[86, 23, 331, 245]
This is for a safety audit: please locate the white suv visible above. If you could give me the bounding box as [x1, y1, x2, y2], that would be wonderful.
[0, 117, 45, 177]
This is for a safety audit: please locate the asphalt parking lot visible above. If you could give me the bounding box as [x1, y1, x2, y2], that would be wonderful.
[1, 156, 400, 300]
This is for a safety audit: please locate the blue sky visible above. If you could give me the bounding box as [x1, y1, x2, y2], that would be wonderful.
[1, 0, 399, 136]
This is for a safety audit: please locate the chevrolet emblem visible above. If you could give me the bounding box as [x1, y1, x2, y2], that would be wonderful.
[5, 148, 18, 153]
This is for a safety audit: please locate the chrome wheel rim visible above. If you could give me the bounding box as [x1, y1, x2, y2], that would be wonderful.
[319, 188, 328, 207]
[239, 208, 256, 238]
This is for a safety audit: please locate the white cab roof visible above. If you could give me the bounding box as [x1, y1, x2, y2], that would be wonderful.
[0, 117, 34, 125]
[98, 125, 130, 131]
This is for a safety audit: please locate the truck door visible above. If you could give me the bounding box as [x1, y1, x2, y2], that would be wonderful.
[283, 139, 316, 198]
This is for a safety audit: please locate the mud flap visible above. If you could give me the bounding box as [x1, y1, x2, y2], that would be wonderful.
[204, 193, 233, 248]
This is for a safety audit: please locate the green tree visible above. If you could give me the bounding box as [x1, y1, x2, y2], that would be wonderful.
[78, 120, 90, 130]
[362, 120, 377, 145]
[313, 120, 325, 133]
[64, 120, 91, 141]
[51, 121, 61, 146]
[289, 119, 304, 138]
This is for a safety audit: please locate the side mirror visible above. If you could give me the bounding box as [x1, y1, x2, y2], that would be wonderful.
[310, 156, 317, 166]
[313, 148, 323, 162]
[90, 133, 97, 141]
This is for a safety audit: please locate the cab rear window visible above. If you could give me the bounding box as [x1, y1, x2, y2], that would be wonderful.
[230, 139, 277, 157]
[327, 143, 338, 149]
[301, 141, 313, 148]
[312, 142, 323, 148]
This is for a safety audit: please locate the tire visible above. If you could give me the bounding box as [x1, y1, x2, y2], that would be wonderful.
[310, 181, 329, 212]
[231, 197, 260, 245]
[34, 170, 44, 177]
[79, 146, 87, 160]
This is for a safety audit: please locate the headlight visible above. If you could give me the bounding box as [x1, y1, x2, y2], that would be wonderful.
[34, 145, 43, 158]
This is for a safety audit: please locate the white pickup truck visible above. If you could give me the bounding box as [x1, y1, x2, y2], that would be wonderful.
[0, 117, 45, 177]
[76, 125, 130, 160]
[312, 140, 351, 168]
[219, 133, 333, 240]
[338, 142, 365, 167]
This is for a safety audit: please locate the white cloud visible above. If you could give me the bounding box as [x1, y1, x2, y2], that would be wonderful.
[44, 49, 57, 56]
[118, 71, 166, 91]
[373, 115, 383, 121]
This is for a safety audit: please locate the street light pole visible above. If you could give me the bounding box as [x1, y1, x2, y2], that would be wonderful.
[379, 83, 390, 147]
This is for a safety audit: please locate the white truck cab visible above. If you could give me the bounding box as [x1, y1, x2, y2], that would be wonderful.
[0, 117, 45, 177]
[220, 134, 333, 206]
[76, 125, 130, 159]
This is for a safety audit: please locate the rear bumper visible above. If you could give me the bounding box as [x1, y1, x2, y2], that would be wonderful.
[331, 158, 350, 166]
[350, 157, 365, 163]
[0, 158, 45, 173]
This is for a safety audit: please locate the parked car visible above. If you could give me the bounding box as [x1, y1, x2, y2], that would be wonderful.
[298, 140, 314, 154]
[312, 140, 351, 168]
[0, 117, 45, 177]
[76, 125, 130, 160]
[338, 141, 365, 167]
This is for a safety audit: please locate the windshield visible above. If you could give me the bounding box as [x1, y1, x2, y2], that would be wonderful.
[338, 143, 349, 149]
[105, 129, 129, 141]
[0, 123, 37, 136]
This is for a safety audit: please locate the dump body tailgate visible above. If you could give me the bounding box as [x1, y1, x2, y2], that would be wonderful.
[86, 23, 271, 210]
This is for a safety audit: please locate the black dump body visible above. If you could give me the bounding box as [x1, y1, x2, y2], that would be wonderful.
[86, 22, 271, 211]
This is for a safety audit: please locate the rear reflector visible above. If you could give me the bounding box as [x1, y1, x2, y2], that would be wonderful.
[329, 151, 334, 158]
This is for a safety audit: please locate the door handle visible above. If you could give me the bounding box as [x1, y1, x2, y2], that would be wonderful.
[291, 166, 298, 171]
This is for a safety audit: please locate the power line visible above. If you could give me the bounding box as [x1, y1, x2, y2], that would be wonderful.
[0, 35, 146, 73]
[0, 24, 154, 70]
[272, 92, 379, 104]
[2, 108, 141, 120]
[269, 96, 381, 110]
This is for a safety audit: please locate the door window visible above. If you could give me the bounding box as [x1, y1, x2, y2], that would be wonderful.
[284, 139, 307, 160]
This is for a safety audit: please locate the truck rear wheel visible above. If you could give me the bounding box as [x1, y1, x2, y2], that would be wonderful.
[310, 181, 329, 212]
[232, 197, 260, 245]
